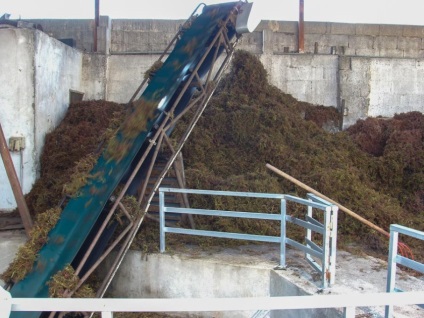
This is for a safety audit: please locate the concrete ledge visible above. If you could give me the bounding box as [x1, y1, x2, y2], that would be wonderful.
[355, 24, 380, 36]
[102, 244, 424, 318]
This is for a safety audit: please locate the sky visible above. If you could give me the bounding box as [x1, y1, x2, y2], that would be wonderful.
[1, 0, 423, 26]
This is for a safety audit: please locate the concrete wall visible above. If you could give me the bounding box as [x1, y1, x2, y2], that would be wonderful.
[252, 20, 424, 58]
[106, 54, 159, 103]
[0, 28, 36, 209]
[261, 54, 339, 107]
[104, 250, 341, 318]
[111, 19, 183, 53]
[33, 31, 83, 156]
[29, 19, 95, 52]
[0, 28, 84, 210]
[82, 53, 108, 100]
[28, 18, 424, 58]
[18, 18, 424, 122]
[2, 18, 424, 209]
[106, 251, 270, 317]
[339, 56, 424, 128]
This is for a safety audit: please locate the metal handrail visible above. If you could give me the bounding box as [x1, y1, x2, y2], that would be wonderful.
[386, 224, 424, 318]
[3, 287, 423, 318]
[159, 188, 338, 288]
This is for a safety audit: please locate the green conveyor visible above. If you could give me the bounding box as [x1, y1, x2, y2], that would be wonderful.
[10, 2, 240, 317]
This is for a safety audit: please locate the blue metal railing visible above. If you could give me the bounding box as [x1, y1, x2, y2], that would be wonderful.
[385, 224, 424, 318]
[159, 188, 338, 288]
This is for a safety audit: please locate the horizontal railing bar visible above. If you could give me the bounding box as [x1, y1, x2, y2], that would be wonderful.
[396, 255, 424, 274]
[305, 237, 323, 253]
[306, 256, 322, 273]
[159, 187, 285, 199]
[286, 215, 324, 234]
[286, 238, 322, 259]
[164, 227, 281, 243]
[305, 215, 323, 228]
[284, 195, 330, 210]
[391, 224, 424, 241]
[10, 292, 424, 312]
[391, 289, 424, 309]
[306, 193, 332, 206]
[163, 207, 281, 220]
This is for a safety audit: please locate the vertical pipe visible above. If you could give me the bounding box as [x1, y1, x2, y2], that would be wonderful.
[280, 198, 287, 268]
[298, 0, 305, 53]
[159, 190, 165, 253]
[329, 206, 338, 286]
[385, 227, 398, 318]
[94, 0, 99, 52]
[0, 123, 33, 236]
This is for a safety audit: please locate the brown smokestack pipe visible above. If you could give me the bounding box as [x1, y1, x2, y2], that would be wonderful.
[94, 0, 100, 52]
[299, 0, 304, 53]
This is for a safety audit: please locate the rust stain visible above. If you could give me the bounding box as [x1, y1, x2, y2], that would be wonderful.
[36, 259, 47, 273]
[51, 235, 65, 245]
[182, 38, 198, 55]
[84, 198, 93, 209]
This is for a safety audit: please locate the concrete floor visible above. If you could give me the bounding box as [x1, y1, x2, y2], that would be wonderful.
[1, 230, 423, 317]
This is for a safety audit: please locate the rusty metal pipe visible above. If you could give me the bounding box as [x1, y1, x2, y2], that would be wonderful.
[298, 0, 304, 53]
[0, 122, 32, 236]
[93, 0, 99, 52]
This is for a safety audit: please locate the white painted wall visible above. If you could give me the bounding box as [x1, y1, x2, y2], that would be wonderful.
[0, 28, 83, 211]
[33, 30, 83, 166]
[0, 28, 36, 210]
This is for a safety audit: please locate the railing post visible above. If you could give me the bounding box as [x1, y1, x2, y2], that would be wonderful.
[280, 198, 287, 268]
[385, 226, 399, 318]
[329, 206, 338, 286]
[159, 189, 166, 253]
[306, 199, 313, 259]
[343, 306, 355, 318]
[322, 206, 331, 289]
[101, 312, 113, 318]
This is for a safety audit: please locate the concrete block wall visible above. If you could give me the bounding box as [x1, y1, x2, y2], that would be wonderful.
[261, 54, 339, 107]
[107, 54, 159, 103]
[249, 20, 424, 58]
[82, 53, 108, 100]
[2, 18, 424, 210]
[339, 56, 424, 128]
[0, 28, 84, 210]
[27, 17, 424, 58]
[29, 19, 95, 52]
[110, 19, 183, 53]
[103, 250, 341, 318]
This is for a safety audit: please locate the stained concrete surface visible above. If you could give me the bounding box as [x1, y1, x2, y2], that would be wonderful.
[1, 230, 423, 317]
[168, 244, 424, 317]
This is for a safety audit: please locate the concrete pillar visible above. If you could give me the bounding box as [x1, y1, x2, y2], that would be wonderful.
[262, 29, 273, 54]
[97, 16, 111, 54]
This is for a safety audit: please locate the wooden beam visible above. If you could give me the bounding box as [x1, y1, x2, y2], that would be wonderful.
[0, 122, 32, 236]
